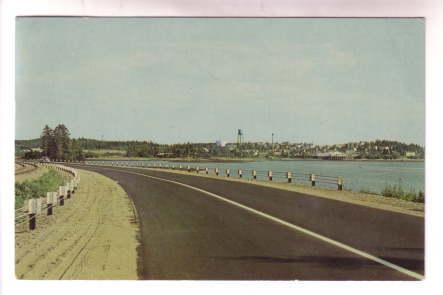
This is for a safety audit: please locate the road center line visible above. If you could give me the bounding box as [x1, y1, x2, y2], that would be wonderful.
[94, 165, 424, 280]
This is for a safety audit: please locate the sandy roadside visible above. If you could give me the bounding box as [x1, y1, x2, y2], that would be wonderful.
[15, 169, 140, 280]
[127, 166, 424, 218]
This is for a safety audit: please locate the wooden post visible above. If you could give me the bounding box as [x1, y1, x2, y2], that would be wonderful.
[58, 186, 65, 206]
[238, 169, 242, 178]
[311, 174, 316, 187]
[46, 192, 53, 216]
[252, 170, 257, 180]
[28, 198, 37, 231]
[196, 166, 200, 173]
[226, 169, 230, 177]
[287, 171, 292, 183]
[67, 183, 71, 199]
[205, 167, 209, 174]
[268, 170, 273, 181]
[337, 177, 344, 191]
[215, 168, 219, 176]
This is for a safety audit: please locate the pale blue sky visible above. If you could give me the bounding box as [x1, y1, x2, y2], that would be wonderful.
[16, 18, 424, 145]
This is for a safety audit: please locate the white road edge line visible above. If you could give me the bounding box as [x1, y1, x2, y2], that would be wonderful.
[99, 165, 424, 280]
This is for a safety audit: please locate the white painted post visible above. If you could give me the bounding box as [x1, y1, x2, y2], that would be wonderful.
[196, 166, 200, 173]
[268, 170, 273, 181]
[287, 171, 292, 183]
[205, 167, 209, 174]
[58, 186, 65, 206]
[28, 199, 37, 230]
[46, 192, 53, 215]
[226, 169, 230, 177]
[252, 170, 257, 180]
[238, 169, 243, 178]
[66, 182, 71, 199]
[215, 168, 219, 176]
[337, 177, 344, 191]
[311, 174, 316, 187]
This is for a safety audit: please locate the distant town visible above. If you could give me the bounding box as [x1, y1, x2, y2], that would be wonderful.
[16, 125, 424, 161]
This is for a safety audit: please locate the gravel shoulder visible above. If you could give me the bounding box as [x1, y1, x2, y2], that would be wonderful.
[136, 167, 424, 218]
[15, 168, 140, 280]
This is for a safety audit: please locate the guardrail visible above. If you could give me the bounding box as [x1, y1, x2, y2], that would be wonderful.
[15, 163, 80, 231]
[86, 160, 344, 191]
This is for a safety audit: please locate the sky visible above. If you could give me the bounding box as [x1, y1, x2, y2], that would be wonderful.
[15, 17, 424, 145]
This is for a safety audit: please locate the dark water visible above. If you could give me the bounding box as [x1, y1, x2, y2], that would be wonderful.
[87, 159, 424, 194]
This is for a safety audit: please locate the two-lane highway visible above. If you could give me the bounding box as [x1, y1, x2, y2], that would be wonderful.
[71, 164, 424, 280]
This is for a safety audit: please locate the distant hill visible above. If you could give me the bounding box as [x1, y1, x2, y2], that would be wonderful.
[15, 138, 41, 150]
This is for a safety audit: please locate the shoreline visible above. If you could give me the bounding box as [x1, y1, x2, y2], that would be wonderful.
[84, 157, 424, 163]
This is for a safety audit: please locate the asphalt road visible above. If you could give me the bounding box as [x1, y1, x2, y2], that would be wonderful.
[70, 164, 424, 280]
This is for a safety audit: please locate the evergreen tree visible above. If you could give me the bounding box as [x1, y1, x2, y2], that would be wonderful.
[53, 124, 71, 160]
[40, 125, 55, 158]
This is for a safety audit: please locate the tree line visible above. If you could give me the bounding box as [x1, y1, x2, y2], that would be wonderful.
[24, 124, 84, 161]
[18, 125, 424, 160]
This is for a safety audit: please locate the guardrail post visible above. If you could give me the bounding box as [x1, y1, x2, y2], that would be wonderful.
[67, 183, 71, 199]
[287, 171, 292, 183]
[28, 198, 37, 230]
[215, 168, 219, 176]
[46, 192, 53, 215]
[268, 170, 273, 181]
[311, 174, 316, 187]
[337, 177, 344, 191]
[238, 169, 242, 178]
[205, 167, 209, 174]
[226, 169, 230, 177]
[252, 170, 257, 180]
[58, 186, 65, 206]
[196, 166, 200, 173]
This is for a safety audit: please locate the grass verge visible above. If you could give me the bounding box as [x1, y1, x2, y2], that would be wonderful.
[381, 184, 425, 203]
[15, 169, 68, 209]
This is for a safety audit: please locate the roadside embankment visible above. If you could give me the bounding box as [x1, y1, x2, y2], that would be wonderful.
[136, 167, 424, 218]
[15, 169, 140, 280]
[15, 169, 68, 209]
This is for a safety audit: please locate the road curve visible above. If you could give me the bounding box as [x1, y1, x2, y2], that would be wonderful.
[69, 164, 424, 280]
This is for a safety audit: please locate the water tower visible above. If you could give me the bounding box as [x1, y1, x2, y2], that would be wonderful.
[237, 129, 243, 147]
